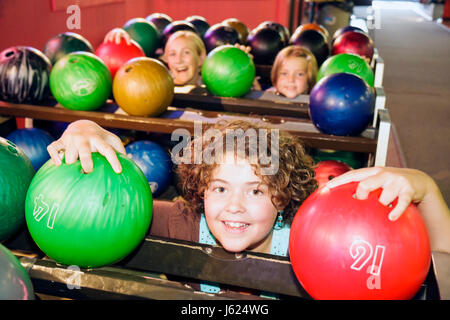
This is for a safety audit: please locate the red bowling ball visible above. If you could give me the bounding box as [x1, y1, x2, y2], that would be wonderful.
[332, 30, 374, 63]
[314, 160, 351, 188]
[289, 182, 431, 300]
[95, 40, 145, 78]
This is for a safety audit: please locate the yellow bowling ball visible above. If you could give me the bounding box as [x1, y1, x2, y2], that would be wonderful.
[113, 57, 174, 117]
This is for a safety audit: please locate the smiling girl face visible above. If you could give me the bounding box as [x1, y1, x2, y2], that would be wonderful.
[165, 36, 205, 85]
[270, 45, 318, 98]
[274, 56, 309, 98]
[203, 159, 278, 254]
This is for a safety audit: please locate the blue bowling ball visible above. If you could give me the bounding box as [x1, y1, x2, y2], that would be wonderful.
[7, 128, 54, 171]
[0, 244, 35, 300]
[33, 119, 69, 139]
[309, 73, 375, 136]
[126, 140, 173, 197]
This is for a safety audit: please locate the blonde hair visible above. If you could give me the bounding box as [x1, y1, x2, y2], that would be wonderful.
[270, 45, 318, 93]
[162, 30, 206, 61]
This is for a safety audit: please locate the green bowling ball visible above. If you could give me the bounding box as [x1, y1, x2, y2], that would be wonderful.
[0, 244, 35, 299]
[0, 137, 35, 242]
[312, 148, 366, 169]
[25, 153, 152, 268]
[123, 18, 159, 57]
[317, 53, 374, 87]
[49, 52, 112, 111]
[202, 45, 255, 97]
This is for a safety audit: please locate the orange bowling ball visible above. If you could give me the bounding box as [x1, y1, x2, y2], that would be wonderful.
[222, 18, 250, 43]
[113, 57, 174, 117]
[294, 23, 329, 41]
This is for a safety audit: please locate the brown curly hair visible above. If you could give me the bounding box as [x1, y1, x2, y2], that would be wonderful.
[175, 120, 317, 224]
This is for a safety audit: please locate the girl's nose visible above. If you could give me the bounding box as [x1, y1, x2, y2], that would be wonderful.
[288, 73, 296, 83]
[225, 191, 246, 214]
[174, 52, 183, 64]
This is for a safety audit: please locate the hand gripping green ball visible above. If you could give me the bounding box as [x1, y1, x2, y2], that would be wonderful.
[25, 153, 152, 268]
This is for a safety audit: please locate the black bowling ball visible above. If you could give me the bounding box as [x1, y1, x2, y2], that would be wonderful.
[185, 15, 210, 39]
[257, 21, 290, 46]
[146, 13, 173, 37]
[222, 18, 250, 44]
[43, 32, 93, 65]
[162, 20, 198, 47]
[0, 46, 51, 104]
[203, 24, 240, 52]
[247, 27, 285, 65]
[290, 29, 329, 66]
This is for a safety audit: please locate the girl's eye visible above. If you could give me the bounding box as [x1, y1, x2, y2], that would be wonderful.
[297, 72, 305, 77]
[250, 189, 263, 196]
[280, 72, 288, 76]
[213, 187, 226, 193]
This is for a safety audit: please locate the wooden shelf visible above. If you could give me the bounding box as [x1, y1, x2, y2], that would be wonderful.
[0, 99, 377, 153]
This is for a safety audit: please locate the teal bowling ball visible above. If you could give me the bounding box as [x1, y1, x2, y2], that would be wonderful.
[202, 45, 255, 97]
[0, 137, 35, 242]
[123, 18, 159, 57]
[0, 244, 34, 299]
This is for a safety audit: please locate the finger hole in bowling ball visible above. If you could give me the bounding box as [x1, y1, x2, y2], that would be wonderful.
[5, 50, 15, 58]
[6, 140, 16, 147]
[328, 175, 335, 180]
[125, 67, 133, 73]
[69, 58, 79, 64]
[7, 145, 18, 155]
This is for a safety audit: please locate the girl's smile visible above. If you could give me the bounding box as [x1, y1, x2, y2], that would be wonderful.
[203, 160, 278, 253]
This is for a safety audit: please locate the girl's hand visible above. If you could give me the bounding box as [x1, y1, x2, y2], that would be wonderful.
[326, 166, 450, 253]
[47, 120, 126, 174]
[233, 44, 261, 90]
[234, 43, 253, 60]
[103, 28, 131, 45]
[326, 166, 433, 221]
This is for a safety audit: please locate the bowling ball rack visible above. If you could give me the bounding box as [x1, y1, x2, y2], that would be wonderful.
[5, 225, 448, 300]
[0, 83, 444, 300]
[0, 93, 387, 165]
